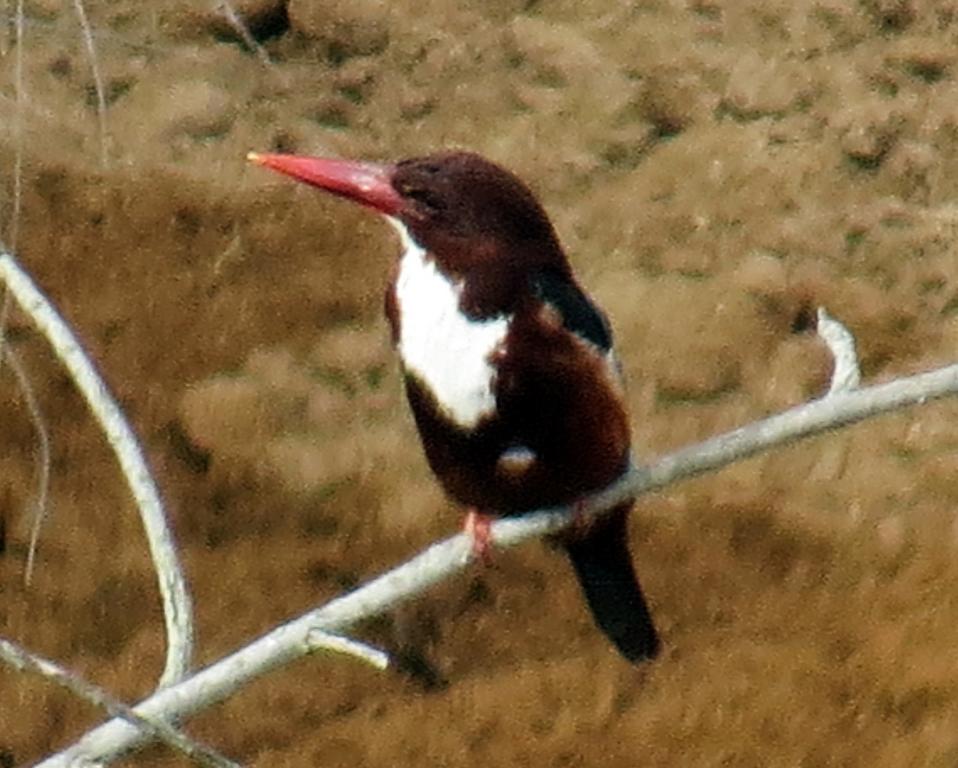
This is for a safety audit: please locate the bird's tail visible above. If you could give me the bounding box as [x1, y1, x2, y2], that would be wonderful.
[561, 504, 660, 663]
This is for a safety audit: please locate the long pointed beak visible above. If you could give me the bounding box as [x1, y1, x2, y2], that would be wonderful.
[247, 152, 402, 216]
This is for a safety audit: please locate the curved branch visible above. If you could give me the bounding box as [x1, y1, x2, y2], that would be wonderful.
[37, 358, 958, 766]
[817, 307, 861, 394]
[0, 252, 194, 688]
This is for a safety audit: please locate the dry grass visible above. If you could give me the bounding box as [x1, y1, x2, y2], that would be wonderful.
[2, 0, 958, 765]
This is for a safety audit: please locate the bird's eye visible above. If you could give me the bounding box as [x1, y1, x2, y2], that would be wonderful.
[403, 185, 445, 213]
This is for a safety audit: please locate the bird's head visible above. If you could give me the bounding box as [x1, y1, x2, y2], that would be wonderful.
[248, 150, 568, 284]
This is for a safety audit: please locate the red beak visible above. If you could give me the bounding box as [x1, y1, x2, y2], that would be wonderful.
[247, 152, 402, 216]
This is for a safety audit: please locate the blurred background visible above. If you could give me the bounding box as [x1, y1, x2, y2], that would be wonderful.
[1, 0, 958, 764]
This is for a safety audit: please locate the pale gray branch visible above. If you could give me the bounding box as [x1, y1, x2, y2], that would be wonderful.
[37, 358, 958, 766]
[817, 307, 861, 394]
[0, 251, 194, 688]
[0, 637, 239, 768]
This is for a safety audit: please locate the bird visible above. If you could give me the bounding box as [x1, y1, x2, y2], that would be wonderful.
[248, 149, 660, 663]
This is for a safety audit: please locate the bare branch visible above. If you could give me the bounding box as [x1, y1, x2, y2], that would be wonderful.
[817, 307, 861, 394]
[36, 357, 958, 766]
[0, 637, 240, 768]
[0, 251, 194, 688]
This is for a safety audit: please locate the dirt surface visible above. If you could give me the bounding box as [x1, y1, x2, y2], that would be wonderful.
[2, 1, 958, 765]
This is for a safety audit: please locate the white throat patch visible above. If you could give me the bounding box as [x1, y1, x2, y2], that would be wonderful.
[388, 217, 511, 429]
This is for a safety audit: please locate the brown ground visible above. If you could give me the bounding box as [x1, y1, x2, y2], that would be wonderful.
[2, 0, 958, 765]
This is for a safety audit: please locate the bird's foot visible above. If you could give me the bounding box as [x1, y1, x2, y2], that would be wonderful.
[464, 509, 495, 565]
[568, 498, 593, 539]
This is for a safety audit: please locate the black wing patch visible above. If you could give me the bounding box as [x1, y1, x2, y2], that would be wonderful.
[531, 270, 613, 352]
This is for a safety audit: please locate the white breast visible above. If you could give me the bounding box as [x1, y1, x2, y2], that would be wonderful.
[388, 217, 511, 429]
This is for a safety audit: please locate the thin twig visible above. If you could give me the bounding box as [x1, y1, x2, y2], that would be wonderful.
[0, 251, 194, 688]
[70, 0, 109, 168]
[8, 0, 24, 249]
[0, 637, 240, 768]
[0, 344, 52, 586]
[36, 358, 958, 766]
[4, 0, 52, 590]
[306, 629, 390, 670]
[216, 0, 272, 68]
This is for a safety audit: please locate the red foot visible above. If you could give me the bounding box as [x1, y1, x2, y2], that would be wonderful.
[539, 498, 591, 553]
[568, 498, 592, 540]
[464, 509, 494, 565]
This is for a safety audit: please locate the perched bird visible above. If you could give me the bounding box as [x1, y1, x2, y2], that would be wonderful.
[248, 150, 660, 662]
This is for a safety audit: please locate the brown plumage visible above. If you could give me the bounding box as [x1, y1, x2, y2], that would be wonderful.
[250, 149, 660, 663]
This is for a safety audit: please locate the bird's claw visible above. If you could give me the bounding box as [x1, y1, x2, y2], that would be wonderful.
[464, 509, 494, 565]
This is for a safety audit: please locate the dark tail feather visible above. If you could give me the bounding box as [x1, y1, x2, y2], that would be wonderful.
[561, 505, 660, 663]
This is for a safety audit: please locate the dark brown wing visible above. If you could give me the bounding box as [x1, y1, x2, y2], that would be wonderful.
[491, 274, 631, 509]
[530, 269, 613, 352]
